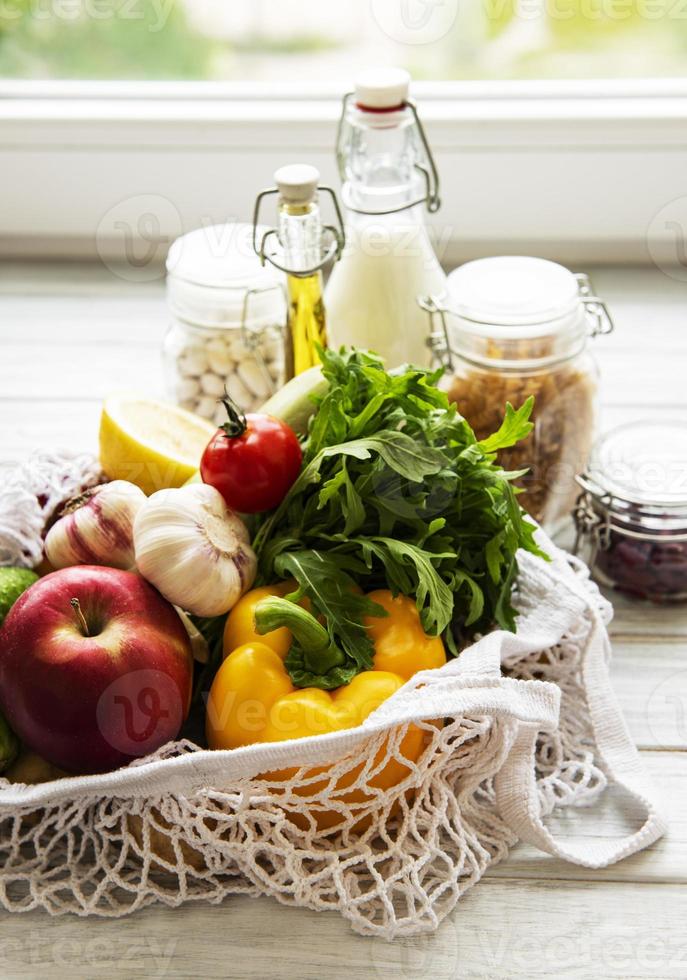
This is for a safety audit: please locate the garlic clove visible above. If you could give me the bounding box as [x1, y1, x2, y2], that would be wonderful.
[45, 480, 146, 571]
[133, 483, 257, 618]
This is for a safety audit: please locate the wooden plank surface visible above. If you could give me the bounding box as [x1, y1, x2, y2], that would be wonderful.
[1, 879, 686, 980]
[609, 639, 687, 750]
[491, 751, 685, 884]
[1, 261, 686, 979]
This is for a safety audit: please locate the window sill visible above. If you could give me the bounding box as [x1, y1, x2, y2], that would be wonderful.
[2, 80, 687, 265]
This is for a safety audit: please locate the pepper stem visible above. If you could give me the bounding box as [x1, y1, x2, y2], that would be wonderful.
[219, 392, 248, 439]
[254, 597, 345, 674]
[71, 597, 90, 637]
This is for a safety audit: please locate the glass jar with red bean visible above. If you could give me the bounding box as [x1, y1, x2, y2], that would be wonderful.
[574, 418, 687, 602]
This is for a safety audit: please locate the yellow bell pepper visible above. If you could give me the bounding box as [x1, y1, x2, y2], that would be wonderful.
[206, 586, 446, 828]
[222, 581, 296, 661]
[208, 587, 445, 750]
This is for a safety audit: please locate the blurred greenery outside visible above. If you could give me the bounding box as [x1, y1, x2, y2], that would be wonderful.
[0, 0, 685, 81]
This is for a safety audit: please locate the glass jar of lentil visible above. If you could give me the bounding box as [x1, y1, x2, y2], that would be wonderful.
[574, 418, 687, 602]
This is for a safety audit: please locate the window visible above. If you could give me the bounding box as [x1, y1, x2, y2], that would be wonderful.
[1, 0, 686, 81]
[1, 1, 686, 269]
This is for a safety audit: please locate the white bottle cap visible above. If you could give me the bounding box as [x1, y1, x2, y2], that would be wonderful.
[274, 163, 320, 204]
[354, 67, 410, 110]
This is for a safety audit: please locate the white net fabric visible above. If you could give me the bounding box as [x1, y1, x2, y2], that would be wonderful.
[0, 451, 102, 568]
[0, 719, 518, 936]
[0, 453, 664, 938]
[503, 559, 612, 817]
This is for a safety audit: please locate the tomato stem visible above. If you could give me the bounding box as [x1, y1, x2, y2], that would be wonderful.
[219, 393, 248, 439]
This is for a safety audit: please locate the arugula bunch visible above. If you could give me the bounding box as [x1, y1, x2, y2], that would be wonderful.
[252, 347, 545, 689]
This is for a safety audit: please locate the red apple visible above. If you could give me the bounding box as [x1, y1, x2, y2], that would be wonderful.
[0, 565, 193, 775]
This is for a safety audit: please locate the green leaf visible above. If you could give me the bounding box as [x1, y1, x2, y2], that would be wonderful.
[485, 529, 507, 584]
[478, 397, 535, 454]
[252, 347, 548, 690]
[319, 459, 366, 536]
[449, 569, 485, 626]
[372, 430, 448, 481]
[273, 550, 386, 689]
[305, 387, 349, 459]
[357, 536, 455, 637]
[307, 431, 446, 485]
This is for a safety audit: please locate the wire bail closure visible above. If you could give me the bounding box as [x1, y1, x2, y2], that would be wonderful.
[418, 295, 453, 370]
[572, 483, 614, 557]
[335, 93, 441, 216]
[420, 269, 614, 374]
[573, 474, 687, 556]
[574, 273, 615, 337]
[252, 184, 345, 279]
[238, 282, 289, 398]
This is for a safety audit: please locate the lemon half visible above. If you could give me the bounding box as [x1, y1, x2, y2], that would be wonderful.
[99, 394, 216, 496]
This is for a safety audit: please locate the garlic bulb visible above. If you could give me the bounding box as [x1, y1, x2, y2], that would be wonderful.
[133, 483, 256, 617]
[45, 480, 146, 571]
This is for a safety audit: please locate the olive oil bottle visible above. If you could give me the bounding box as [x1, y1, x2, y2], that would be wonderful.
[274, 164, 329, 375]
[284, 268, 327, 375]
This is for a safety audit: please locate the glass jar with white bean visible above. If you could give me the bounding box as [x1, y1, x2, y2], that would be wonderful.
[163, 223, 289, 426]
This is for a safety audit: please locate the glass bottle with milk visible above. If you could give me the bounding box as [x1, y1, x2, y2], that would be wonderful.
[325, 68, 447, 369]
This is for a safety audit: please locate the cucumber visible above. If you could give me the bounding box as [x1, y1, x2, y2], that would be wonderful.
[259, 365, 327, 436]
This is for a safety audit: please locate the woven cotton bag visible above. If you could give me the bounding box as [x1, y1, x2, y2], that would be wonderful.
[0, 453, 666, 938]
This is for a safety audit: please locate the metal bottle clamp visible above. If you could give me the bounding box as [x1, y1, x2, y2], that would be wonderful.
[252, 184, 345, 278]
[335, 92, 441, 216]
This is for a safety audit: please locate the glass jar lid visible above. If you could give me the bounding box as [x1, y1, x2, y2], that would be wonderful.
[446, 256, 590, 341]
[575, 417, 687, 545]
[585, 419, 687, 510]
[166, 222, 285, 330]
[423, 256, 613, 371]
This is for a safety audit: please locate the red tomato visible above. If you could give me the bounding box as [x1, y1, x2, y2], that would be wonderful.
[200, 401, 303, 514]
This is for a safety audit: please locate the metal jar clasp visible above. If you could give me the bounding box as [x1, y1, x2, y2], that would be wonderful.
[575, 273, 615, 337]
[418, 295, 454, 371]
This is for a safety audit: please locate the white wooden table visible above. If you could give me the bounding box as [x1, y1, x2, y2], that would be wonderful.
[1, 262, 686, 979]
